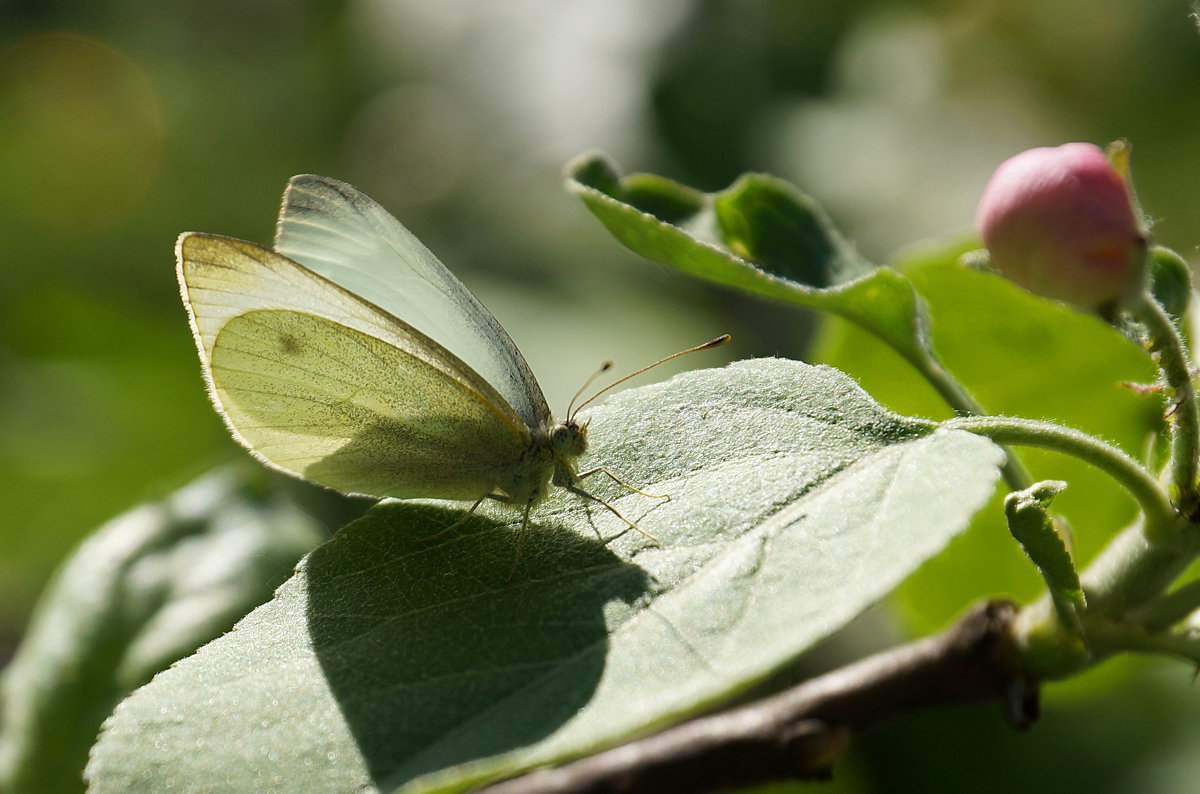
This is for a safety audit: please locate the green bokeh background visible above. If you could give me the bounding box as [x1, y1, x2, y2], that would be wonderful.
[3, 1, 1200, 791]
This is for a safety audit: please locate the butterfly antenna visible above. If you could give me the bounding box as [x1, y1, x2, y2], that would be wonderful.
[570, 334, 730, 419]
[566, 360, 614, 418]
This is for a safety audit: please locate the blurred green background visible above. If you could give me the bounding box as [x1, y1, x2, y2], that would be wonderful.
[3, 0, 1200, 791]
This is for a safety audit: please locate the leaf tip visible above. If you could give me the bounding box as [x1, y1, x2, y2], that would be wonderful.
[565, 151, 622, 196]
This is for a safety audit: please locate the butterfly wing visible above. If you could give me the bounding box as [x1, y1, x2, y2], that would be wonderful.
[273, 174, 553, 432]
[177, 232, 532, 500]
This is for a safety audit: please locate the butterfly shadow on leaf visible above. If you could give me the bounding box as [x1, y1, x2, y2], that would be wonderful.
[303, 499, 653, 789]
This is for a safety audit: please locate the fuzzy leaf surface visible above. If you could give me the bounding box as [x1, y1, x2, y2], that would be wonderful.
[86, 360, 1004, 793]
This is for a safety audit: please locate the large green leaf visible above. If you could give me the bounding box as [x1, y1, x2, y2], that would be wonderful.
[566, 153, 932, 368]
[0, 468, 328, 794]
[85, 359, 1004, 793]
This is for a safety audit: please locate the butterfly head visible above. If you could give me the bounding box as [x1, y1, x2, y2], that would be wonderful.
[549, 418, 588, 462]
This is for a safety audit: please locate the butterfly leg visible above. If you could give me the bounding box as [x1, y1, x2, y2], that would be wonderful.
[576, 466, 671, 502]
[407, 495, 487, 544]
[504, 500, 535, 585]
[564, 481, 660, 545]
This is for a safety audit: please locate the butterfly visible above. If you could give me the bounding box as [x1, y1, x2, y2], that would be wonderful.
[176, 174, 725, 573]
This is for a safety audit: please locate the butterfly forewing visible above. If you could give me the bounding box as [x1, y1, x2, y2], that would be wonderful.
[177, 233, 532, 499]
[274, 174, 552, 432]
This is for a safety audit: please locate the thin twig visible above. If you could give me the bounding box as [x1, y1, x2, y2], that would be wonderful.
[479, 601, 1033, 794]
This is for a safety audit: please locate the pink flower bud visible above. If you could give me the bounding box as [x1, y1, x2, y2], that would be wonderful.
[975, 142, 1145, 312]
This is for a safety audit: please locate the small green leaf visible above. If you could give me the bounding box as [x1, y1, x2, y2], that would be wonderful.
[86, 359, 1004, 793]
[565, 152, 932, 368]
[713, 173, 871, 287]
[1004, 480, 1085, 621]
[0, 468, 327, 794]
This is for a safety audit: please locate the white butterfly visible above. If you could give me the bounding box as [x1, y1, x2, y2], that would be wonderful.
[176, 175, 721, 569]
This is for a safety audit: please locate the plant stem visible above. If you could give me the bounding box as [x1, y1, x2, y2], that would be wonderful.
[1130, 290, 1200, 518]
[1080, 612, 1200, 665]
[1128, 577, 1200, 631]
[1076, 516, 1200, 614]
[942, 415, 1175, 533]
[1011, 517, 1200, 679]
[907, 352, 1034, 493]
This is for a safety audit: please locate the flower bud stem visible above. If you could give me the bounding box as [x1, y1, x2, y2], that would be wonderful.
[1128, 289, 1200, 519]
[942, 415, 1175, 534]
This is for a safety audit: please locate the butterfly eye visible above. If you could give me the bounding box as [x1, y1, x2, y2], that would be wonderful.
[550, 421, 587, 457]
[549, 423, 572, 450]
